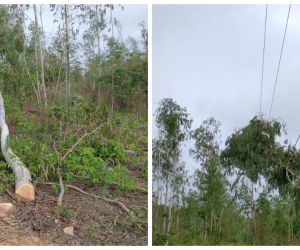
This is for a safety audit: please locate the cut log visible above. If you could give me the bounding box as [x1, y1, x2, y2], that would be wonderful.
[15, 183, 35, 202]
[0, 91, 35, 202]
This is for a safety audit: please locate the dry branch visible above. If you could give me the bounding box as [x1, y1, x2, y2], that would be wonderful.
[57, 175, 65, 206]
[60, 123, 106, 161]
[38, 182, 132, 216]
[55, 123, 106, 205]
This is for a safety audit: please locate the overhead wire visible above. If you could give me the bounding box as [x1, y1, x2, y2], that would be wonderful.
[268, 4, 291, 120]
[259, 5, 268, 115]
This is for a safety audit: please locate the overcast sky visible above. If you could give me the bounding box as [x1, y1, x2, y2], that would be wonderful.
[153, 4, 300, 178]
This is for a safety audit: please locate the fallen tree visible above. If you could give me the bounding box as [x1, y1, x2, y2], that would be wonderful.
[0, 91, 35, 202]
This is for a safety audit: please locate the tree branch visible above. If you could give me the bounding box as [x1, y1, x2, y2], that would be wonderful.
[60, 123, 106, 161]
[37, 182, 133, 216]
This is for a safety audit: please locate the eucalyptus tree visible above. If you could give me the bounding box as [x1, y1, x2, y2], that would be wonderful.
[139, 21, 148, 53]
[154, 98, 192, 235]
[172, 162, 187, 236]
[79, 4, 107, 104]
[221, 117, 274, 241]
[108, 4, 116, 115]
[152, 137, 163, 232]
[64, 4, 70, 103]
[50, 4, 80, 104]
[33, 4, 47, 108]
[221, 116, 300, 242]
[190, 117, 228, 243]
[0, 5, 26, 94]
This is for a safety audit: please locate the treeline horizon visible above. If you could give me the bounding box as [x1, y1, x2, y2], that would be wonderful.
[153, 98, 300, 246]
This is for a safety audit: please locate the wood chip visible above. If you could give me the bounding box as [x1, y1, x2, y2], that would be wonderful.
[63, 226, 74, 236]
[0, 203, 13, 217]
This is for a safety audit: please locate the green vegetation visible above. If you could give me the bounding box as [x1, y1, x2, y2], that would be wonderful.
[0, 4, 147, 206]
[1, 95, 147, 191]
[0, 4, 147, 245]
[153, 98, 300, 246]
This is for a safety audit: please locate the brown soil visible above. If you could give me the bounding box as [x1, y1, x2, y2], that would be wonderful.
[0, 176, 147, 246]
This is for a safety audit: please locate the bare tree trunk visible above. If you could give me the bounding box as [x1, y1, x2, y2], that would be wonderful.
[219, 208, 224, 241]
[55, 58, 63, 93]
[167, 196, 172, 235]
[155, 178, 160, 232]
[176, 205, 180, 236]
[288, 219, 291, 244]
[18, 5, 39, 103]
[210, 210, 214, 239]
[64, 4, 70, 104]
[204, 216, 207, 240]
[159, 183, 163, 233]
[22, 37, 39, 103]
[163, 177, 169, 234]
[39, 5, 47, 109]
[251, 183, 257, 244]
[33, 4, 41, 104]
[110, 7, 114, 115]
[95, 5, 101, 105]
[291, 213, 294, 244]
[0, 92, 34, 202]
[193, 214, 196, 234]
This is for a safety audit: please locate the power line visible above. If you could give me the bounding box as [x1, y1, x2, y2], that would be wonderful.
[294, 134, 300, 147]
[269, 4, 291, 120]
[259, 5, 268, 115]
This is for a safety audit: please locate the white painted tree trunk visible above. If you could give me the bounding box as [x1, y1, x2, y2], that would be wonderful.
[0, 92, 34, 202]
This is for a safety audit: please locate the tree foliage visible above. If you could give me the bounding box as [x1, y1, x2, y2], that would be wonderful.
[153, 101, 300, 245]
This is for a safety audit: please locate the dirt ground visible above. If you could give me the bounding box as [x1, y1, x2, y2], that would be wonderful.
[0, 174, 147, 246]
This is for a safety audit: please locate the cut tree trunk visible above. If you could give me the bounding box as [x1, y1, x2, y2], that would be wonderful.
[0, 92, 34, 202]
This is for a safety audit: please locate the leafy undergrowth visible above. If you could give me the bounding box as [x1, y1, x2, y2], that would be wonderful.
[0, 96, 148, 245]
